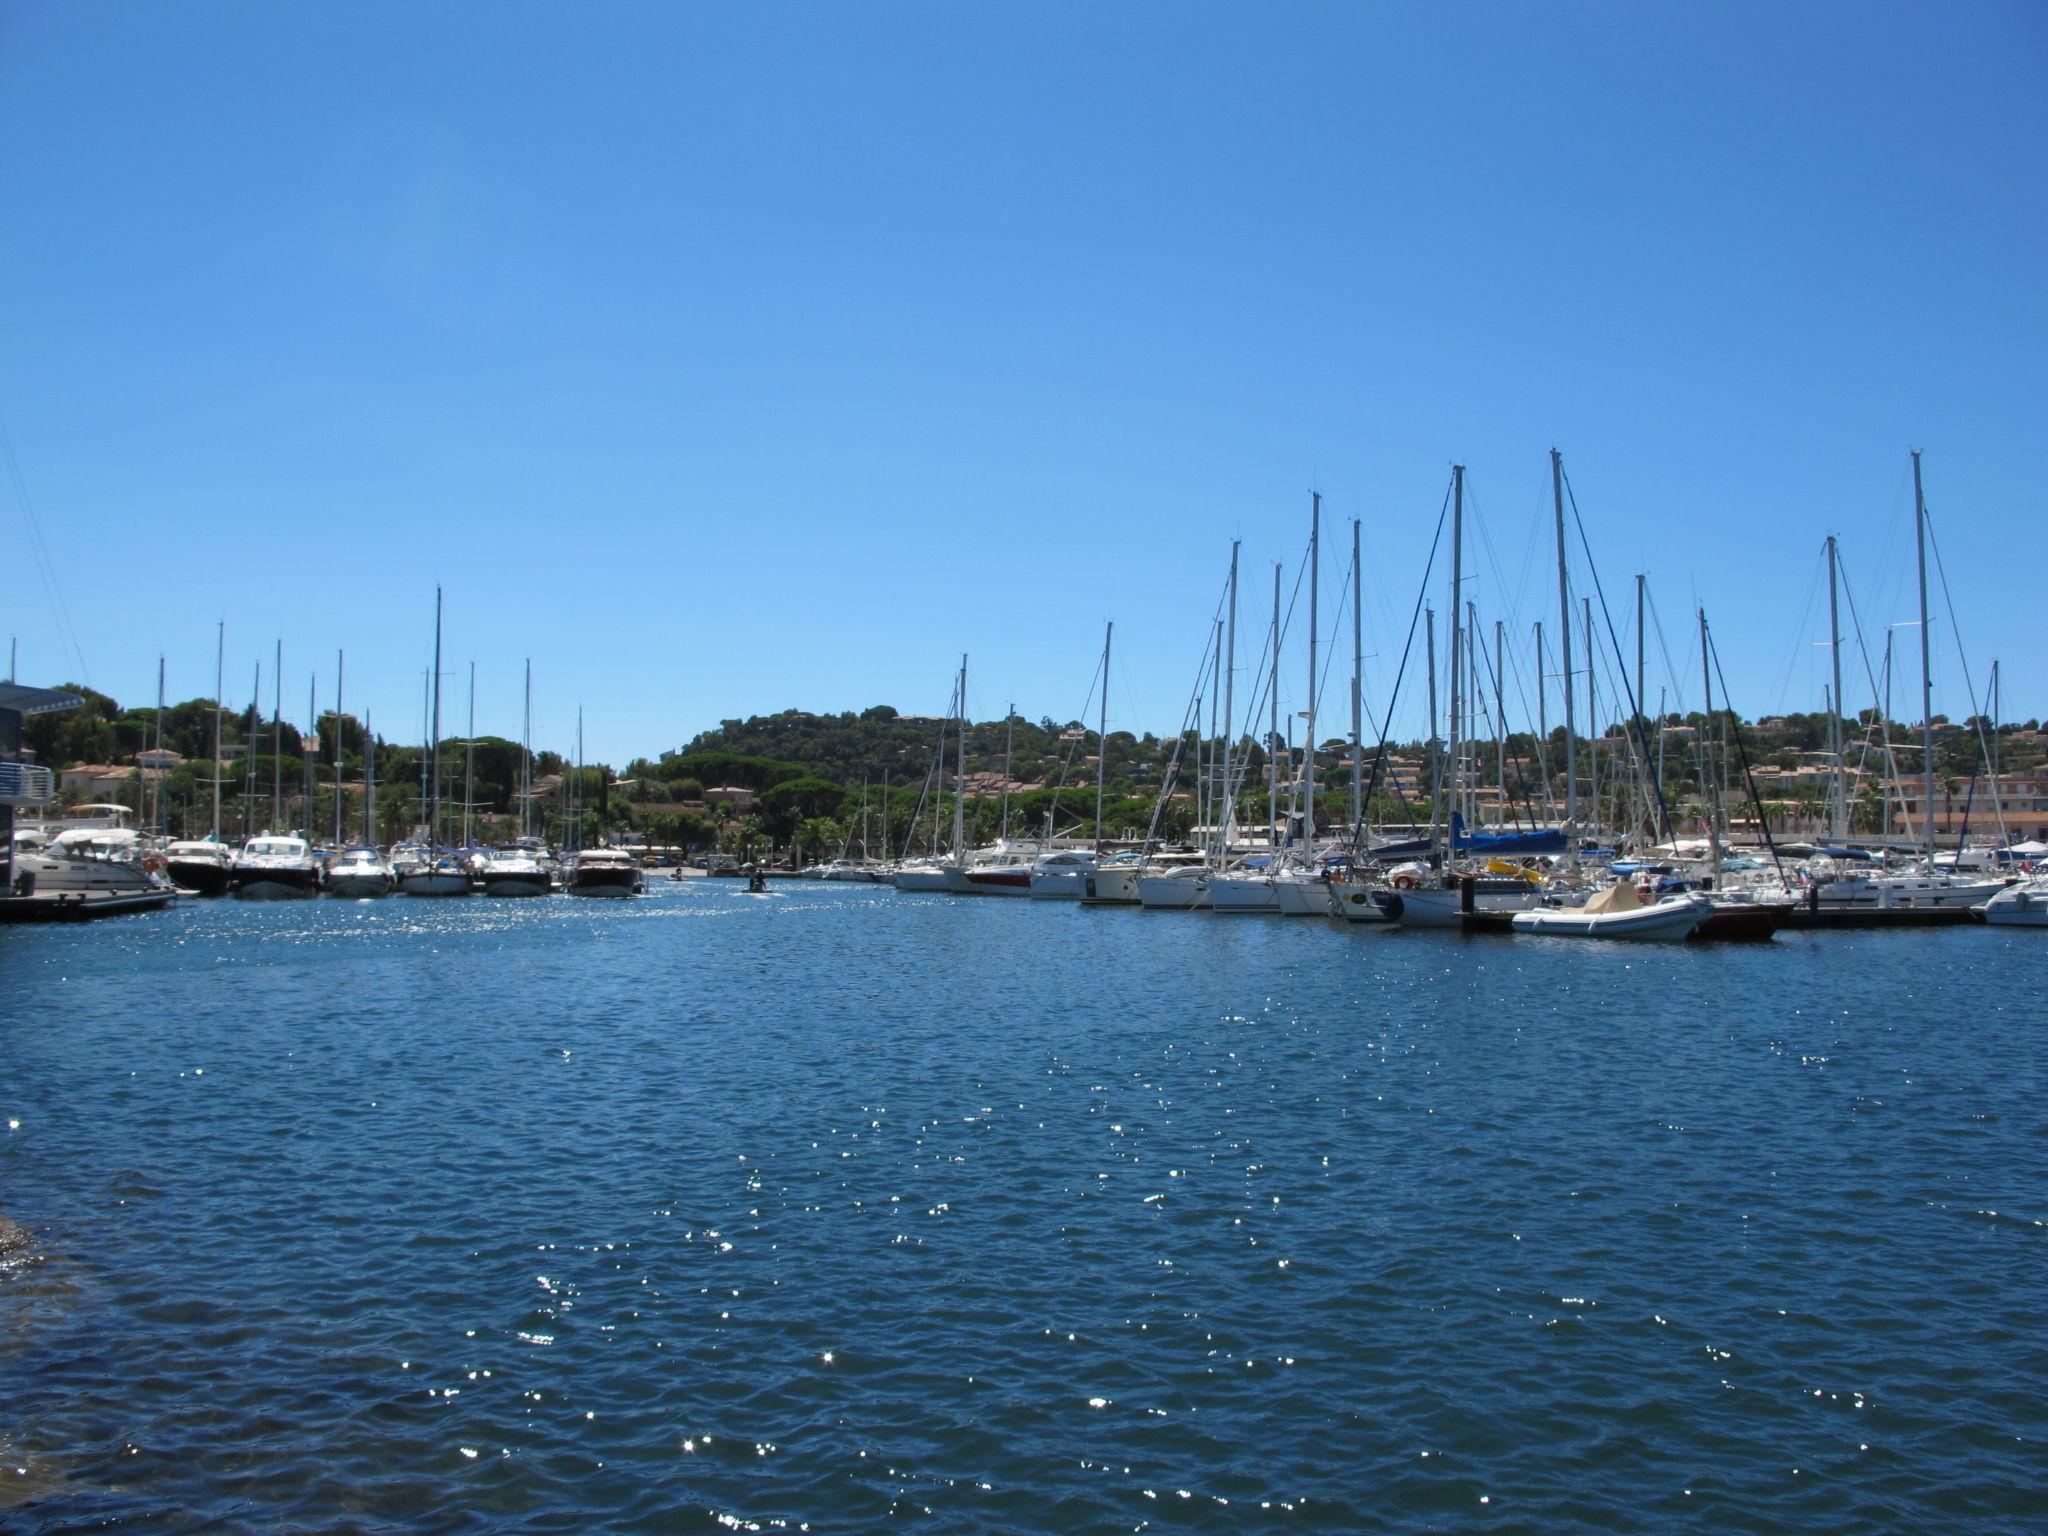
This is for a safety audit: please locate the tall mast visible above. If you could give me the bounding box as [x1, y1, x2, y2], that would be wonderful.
[463, 660, 476, 850]
[951, 655, 968, 859]
[1443, 465, 1463, 858]
[522, 659, 533, 841]
[1268, 562, 1281, 847]
[1095, 621, 1112, 855]
[1826, 535, 1846, 840]
[1699, 608, 1721, 876]
[334, 650, 345, 846]
[999, 704, 1014, 841]
[1912, 449, 1935, 863]
[305, 674, 315, 837]
[1552, 449, 1577, 872]
[1494, 617, 1505, 824]
[1424, 605, 1439, 847]
[1467, 600, 1482, 827]
[152, 655, 165, 834]
[247, 660, 259, 837]
[1304, 492, 1319, 845]
[1349, 518, 1362, 844]
[272, 639, 282, 829]
[430, 586, 443, 850]
[1585, 596, 1598, 840]
[1204, 619, 1221, 839]
[211, 622, 224, 840]
[365, 711, 376, 845]
[1635, 573, 1646, 836]
[1221, 540, 1239, 854]
[1534, 620, 1548, 818]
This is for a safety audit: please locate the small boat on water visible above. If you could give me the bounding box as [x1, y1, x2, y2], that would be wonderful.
[1511, 881, 1711, 941]
[1026, 849, 1099, 899]
[815, 858, 882, 882]
[1978, 876, 2048, 927]
[232, 834, 320, 900]
[570, 847, 641, 897]
[398, 854, 472, 897]
[479, 845, 552, 897]
[325, 847, 394, 899]
[164, 839, 235, 896]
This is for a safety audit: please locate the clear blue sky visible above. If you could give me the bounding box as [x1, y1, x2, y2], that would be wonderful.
[3, 2, 2042, 765]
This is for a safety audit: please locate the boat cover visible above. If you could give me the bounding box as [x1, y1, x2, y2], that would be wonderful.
[1581, 881, 1644, 914]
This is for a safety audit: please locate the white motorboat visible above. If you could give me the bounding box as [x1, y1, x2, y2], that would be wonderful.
[1511, 882, 1712, 940]
[1136, 857, 1212, 910]
[232, 834, 320, 899]
[9, 831, 175, 909]
[325, 847, 394, 898]
[164, 839, 235, 896]
[1383, 861, 1546, 928]
[1208, 859, 1282, 913]
[1978, 876, 2048, 927]
[1805, 861, 2008, 912]
[947, 841, 1039, 895]
[892, 858, 954, 892]
[816, 858, 882, 882]
[1331, 883, 1403, 924]
[398, 854, 472, 897]
[569, 847, 641, 897]
[478, 846, 551, 897]
[1026, 849, 1099, 899]
[1080, 850, 1147, 904]
[1271, 869, 1339, 916]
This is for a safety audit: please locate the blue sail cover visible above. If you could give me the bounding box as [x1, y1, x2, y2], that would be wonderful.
[1450, 813, 1566, 855]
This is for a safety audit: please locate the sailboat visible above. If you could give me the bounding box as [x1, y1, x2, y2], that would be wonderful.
[166, 623, 235, 895]
[399, 588, 472, 897]
[1030, 623, 1115, 899]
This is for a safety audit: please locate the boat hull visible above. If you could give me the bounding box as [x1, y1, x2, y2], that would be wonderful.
[1136, 874, 1209, 909]
[1511, 897, 1708, 940]
[232, 867, 319, 900]
[1028, 869, 1091, 899]
[1332, 887, 1402, 924]
[325, 872, 393, 899]
[166, 859, 233, 896]
[481, 872, 550, 897]
[570, 869, 639, 897]
[398, 871, 472, 898]
[1081, 868, 1141, 904]
[961, 869, 1033, 896]
[893, 866, 954, 892]
[1979, 887, 2048, 926]
[1208, 875, 1280, 913]
[1272, 878, 1336, 916]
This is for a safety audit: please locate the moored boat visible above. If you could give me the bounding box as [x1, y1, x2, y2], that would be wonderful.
[570, 847, 641, 897]
[1511, 882, 1711, 940]
[232, 834, 320, 900]
[325, 847, 394, 899]
[164, 839, 234, 896]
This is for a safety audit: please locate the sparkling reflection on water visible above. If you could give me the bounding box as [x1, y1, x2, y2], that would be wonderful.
[1, 883, 2043, 1531]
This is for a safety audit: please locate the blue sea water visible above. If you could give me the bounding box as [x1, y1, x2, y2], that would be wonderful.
[1, 882, 2042, 1533]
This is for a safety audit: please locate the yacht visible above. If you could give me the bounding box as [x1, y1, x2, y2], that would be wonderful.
[231, 834, 320, 899]
[1271, 867, 1339, 916]
[1512, 883, 1713, 941]
[946, 840, 1039, 895]
[1208, 856, 1282, 914]
[1135, 855, 1213, 910]
[1026, 849, 1100, 899]
[325, 847, 394, 899]
[570, 847, 641, 897]
[9, 829, 175, 912]
[479, 845, 552, 897]
[164, 839, 235, 896]
[1079, 850, 1148, 904]
[1380, 860, 1545, 928]
[398, 853, 472, 897]
[1804, 860, 2008, 912]
[892, 858, 954, 892]
[816, 858, 882, 882]
[1978, 875, 2048, 928]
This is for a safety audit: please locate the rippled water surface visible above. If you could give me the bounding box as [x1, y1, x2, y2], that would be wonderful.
[2, 882, 2043, 1532]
